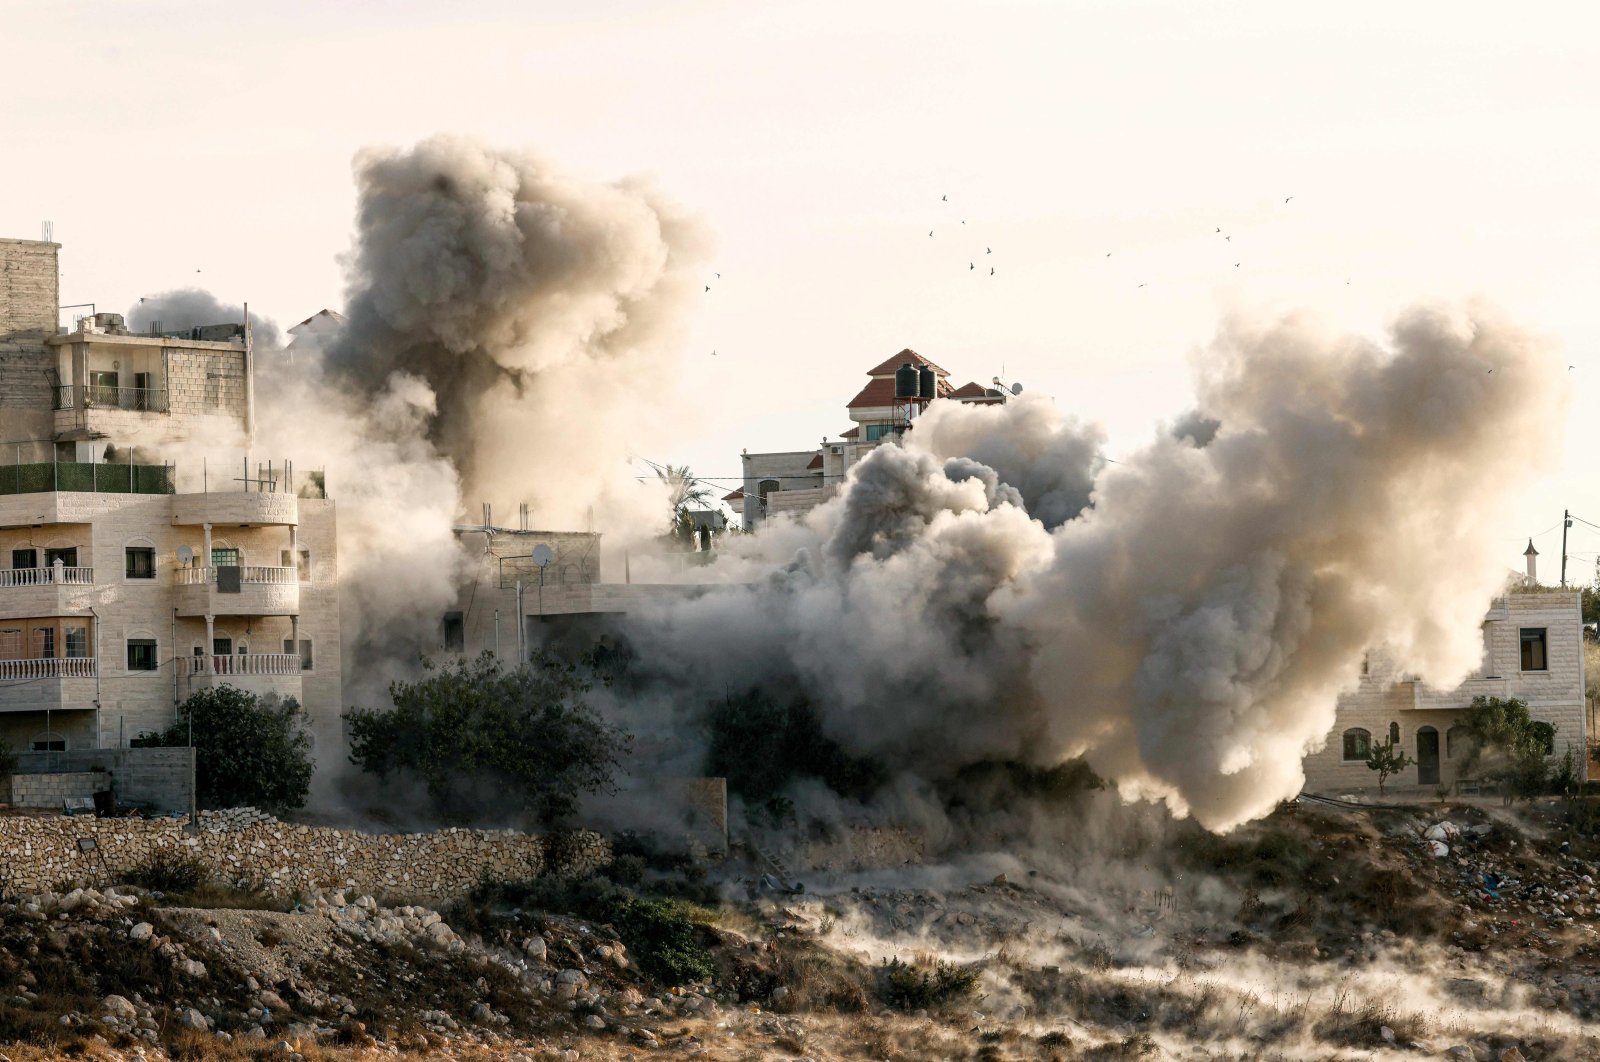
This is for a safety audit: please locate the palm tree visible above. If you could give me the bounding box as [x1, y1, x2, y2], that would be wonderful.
[654, 464, 713, 543]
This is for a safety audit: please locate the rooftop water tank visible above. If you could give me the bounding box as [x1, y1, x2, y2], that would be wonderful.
[918, 365, 937, 400]
[894, 362, 919, 399]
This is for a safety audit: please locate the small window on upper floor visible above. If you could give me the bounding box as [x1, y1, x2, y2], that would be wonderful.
[1342, 728, 1371, 761]
[31, 737, 66, 752]
[1389, 721, 1400, 746]
[127, 639, 158, 671]
[125, 547, 155, 579]
[443, 611, 464, 652]
[1520, 628, 1548, 671]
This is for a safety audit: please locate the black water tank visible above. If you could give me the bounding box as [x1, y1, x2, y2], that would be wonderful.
[918, 365, 936, 399]
[894, 362, 919, 398]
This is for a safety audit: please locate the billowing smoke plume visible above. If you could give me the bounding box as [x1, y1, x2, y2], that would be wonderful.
[625, 306, 1567, 832]
[323, 135, 709, 533]
[127, 289, 280, 348]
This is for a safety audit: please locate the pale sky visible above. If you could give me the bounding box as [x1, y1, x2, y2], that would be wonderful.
[4, 1, 1598, 574]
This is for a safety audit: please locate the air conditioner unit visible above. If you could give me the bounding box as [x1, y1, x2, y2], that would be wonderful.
[830, 446, 842, 454]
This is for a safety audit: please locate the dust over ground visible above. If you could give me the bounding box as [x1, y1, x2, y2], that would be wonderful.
[3, 794, 1600, 1061]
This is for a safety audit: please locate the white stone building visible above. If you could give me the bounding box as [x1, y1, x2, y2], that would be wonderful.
[0, 237, 341, 754]
[1302, 567, 1587, 793]
[734, 349, 1011, 530]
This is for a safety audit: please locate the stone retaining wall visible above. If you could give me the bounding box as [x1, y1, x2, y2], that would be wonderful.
[0, 808, 609, 900]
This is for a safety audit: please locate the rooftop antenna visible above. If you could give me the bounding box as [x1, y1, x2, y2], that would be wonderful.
[41, 221, 53, 242]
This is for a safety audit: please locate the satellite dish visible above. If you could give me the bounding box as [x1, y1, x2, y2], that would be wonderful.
[176, 545, 195, 565]
[1010, 382, 1024, 395]
[531, 544, 555, 568]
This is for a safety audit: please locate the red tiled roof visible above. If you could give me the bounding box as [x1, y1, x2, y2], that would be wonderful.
[949, 381, 1006, 400]
[864, 348, 949, 378]
[847, 375, 955, 409]
[806, 454, 823, 469]
[840, 426, 859, 439]
[722, 489, 745, 502]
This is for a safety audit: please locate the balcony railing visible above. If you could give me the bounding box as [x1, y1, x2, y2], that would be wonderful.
[0, 657, 96, 680]
[189, 653, 301, 677]
[53, 384, 170, 413]
[0, 566, 93, 587]
[176, 565, 296, 586]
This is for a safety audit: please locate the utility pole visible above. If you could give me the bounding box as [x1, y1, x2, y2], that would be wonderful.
[1562, 509, 1571, 589]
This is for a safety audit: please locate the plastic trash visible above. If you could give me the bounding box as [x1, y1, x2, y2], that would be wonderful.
[1424, 822, 1461, 842]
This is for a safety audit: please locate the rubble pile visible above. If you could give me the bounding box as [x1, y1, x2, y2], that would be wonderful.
[0, 810, 610, 900]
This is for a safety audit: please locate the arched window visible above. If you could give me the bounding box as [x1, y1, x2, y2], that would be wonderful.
[29, 731, 66, 752]
[758, 479, 780, 505]
[1341, 728, 1371, 761]
[125, 629, 158, 672]
[1388, 722, 1400, 746]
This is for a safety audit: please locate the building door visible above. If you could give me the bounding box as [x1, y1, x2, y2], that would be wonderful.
[1417, 726, 1440, 785]
[89, 370, 119, 405]
[44, 547, 78, 568]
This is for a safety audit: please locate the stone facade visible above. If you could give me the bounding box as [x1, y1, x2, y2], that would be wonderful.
[1303, 590, 1588, 793]
[0, 809, 611, 900]
[0, 237, 341, 759]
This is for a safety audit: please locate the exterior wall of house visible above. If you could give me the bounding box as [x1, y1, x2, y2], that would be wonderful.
[0, 238, 59, 448]
[1303, 591, 1587, 792]
[738, 450, 824, 530]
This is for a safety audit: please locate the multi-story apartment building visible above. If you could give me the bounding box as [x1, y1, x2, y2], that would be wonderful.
[1302, 556, 1587, 792]
[733, 349, 1012, 530]
[0, 237, 340, 755]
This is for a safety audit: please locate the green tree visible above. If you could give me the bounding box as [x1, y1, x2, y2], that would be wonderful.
[344, 652, 629, 826]
[1365, 740, 1414, 796]
[1458, 695, 1556, 799]
[654, 464, 714, 546]
[133, 686, 313, 812]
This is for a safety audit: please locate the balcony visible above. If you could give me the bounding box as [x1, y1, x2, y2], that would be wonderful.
[171, 491, 298, 527]
[0, 567, 95, 617]
[0, 461, 173, 498]
[1411, 675, 1511, 710]
[53, 383, 169, 414]
[0, 657, 96, 680]
[175, 565, 299, 616]
[0, 567, 93, 587]
[185, 653, 302, 696]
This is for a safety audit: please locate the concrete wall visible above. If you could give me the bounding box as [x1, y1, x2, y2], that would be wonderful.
[1303, 591, 1588, 792]
[8, 770, 111, 808]
[165, 346, 246, 419]
[7, 746, 194, 813]
[0, 811, 611, 901]
[738, 450, 822, 530]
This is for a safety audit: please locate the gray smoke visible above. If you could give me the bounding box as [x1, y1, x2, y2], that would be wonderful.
[322, 135, 710, 534]
[624, 305, 1567, 832]
[127, 288, 280, 348]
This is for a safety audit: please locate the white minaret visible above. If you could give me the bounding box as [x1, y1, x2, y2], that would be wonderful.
[1524, 539, 1539, 585]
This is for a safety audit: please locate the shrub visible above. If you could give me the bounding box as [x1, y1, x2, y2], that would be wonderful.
[133, 686, 312, 812]
[1458, 696, 1555, 799]
[1365, 741, 1413, 795]
[880, 956, 981, 1011]
[344, 652, 629, 827]
[120, 849, 206, 893]
[705, 689, 885, 811]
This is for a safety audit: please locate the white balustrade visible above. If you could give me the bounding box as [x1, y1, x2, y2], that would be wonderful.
[0, 567, 93, 587]
[190, 653, 301, 677]
[0, 657, 96, 679]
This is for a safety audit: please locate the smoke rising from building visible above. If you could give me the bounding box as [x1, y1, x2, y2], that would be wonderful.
[625, 306, 1567, 832]
[127, 288, 281, 348]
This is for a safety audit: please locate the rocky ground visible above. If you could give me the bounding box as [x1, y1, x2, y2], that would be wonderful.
[2, 794, 1599, 1061]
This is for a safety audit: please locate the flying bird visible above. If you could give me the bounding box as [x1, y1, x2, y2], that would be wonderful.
[942, 194, 948, 201]
[1224, 235, 1231, 242]
[711, 350, 717, 356]
[1570, 365, 1577, 370]
[1215, 227, 1221, 233]
[929, 230, 934, 237]
[1284, 196, 1293, 203]
[986, 247, 991, 254]
[1234, 262, 1240, 267]
[990, 267, 995, 275]
[969, 262, 975, 270]
[1138, 283, 1146, 288]
[1487, 369, 1494, 374]
[715, 273, 721, 279]
[704, 285, 710, 292]
[1105, 252, 1112, 257]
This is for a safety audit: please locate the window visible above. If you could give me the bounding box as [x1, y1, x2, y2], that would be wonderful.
[1341, 728, 1371, 761]
[63, 624, 89, 658]
[0, 628, 20, 658]
[33, 626, 54, 658]
[44, 547, 78, 569]
[283, 638, 313, 671]
[1388, 722, 1400, 746]
[865, 424, 902, 442]
[11, 548, 37, 570]
[211, 547, 241, 568]
[213, 637, 233, 656]
[1520, 628, 1548, 671]
[31, 738, 66, 752]
[127, 639, 158, 671]
[443, 611, 464, 652]
[758, 479, 781, 505]
[280, 549, 311, 581]
[125, 547, 155, 579]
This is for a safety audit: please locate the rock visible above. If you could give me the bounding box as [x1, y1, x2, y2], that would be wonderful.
[523, 936, 547, 961]
[1380, 1026, 1395, 1043]
[258, 990, 289, 1011]
[101, 995, 137, 1021]
[583, 1013, 606, 1029]
[556, 969, 586, 985]
[176, 1007, 210, 1031]
[179, 959, 207, 979]
[128, 922, 153, 942]
[1498, 1050, 1526, 1062]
